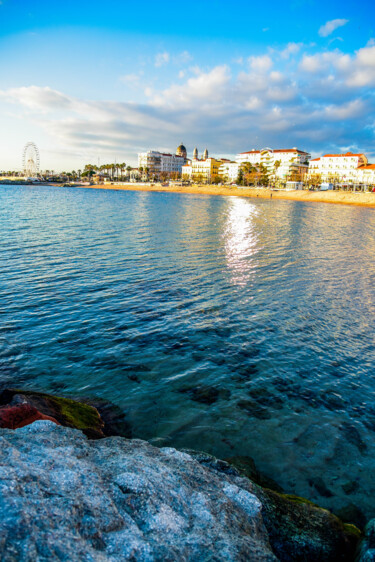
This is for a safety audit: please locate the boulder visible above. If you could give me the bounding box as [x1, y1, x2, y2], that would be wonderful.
[0, 421, 361, 561]
[0, 421, 277, 561]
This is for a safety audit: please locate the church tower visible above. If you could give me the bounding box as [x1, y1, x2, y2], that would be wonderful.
[193, 147, 198, 160]
[203, 148, 208, 160]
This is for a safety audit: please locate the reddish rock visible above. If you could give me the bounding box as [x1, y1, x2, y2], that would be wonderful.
[0, 403, 60, 429]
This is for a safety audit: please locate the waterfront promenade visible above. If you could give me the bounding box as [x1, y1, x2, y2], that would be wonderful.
[77, 182, 375, 208]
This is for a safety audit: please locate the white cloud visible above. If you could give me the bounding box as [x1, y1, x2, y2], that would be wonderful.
[155, 52, 170, 67]
[0, 86, 72, 112]
[323, 99, 365, 120]
[249, 55, 273, 72]
[280, 42, 302, 59]
[152, 65, 231, 107]
[319, 18, 349, 37]
[1, 39, 374, 169]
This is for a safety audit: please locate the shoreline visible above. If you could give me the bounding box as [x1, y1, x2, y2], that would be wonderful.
[74, 182, 375, 208]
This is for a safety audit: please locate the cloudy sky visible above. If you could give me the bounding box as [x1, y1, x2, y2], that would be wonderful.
[1, 0, 375, 171]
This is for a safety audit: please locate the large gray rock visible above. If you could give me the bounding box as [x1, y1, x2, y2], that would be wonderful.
[356, 519, 375, 561]
[0, 421, 361, 561]
[0, 421, 276, 561]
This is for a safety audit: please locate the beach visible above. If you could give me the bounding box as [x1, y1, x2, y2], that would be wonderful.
[77, 182, 375, 208]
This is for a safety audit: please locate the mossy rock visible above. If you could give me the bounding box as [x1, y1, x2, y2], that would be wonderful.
[189, 449, 361, 562]
[254, 486, 361, 561]
[0, 389, 104, 439]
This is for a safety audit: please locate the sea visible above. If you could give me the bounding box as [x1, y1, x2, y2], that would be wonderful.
[1, 184, 375, 522]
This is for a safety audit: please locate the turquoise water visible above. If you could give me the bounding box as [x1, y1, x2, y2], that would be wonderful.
[1, 184, 375, 520]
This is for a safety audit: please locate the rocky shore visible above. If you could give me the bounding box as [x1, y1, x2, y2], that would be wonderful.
[0, 390, 373, 561]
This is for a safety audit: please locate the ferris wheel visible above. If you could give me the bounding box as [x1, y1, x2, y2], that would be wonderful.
[22, 142, 40, 177]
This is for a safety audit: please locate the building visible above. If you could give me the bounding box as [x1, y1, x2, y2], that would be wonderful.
[353, 164, 375, 187]
[307, 152, 368, 184]
[181, 148, 222, 183]
[218, 161, 240, 183]
[138, 145, 187, 178]
[236, 148, 311, 181]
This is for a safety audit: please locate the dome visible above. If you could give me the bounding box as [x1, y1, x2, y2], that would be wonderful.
[176, 143, 187, 158]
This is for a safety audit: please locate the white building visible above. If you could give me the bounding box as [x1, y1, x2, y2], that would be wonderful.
[355, 164, 375, 186]
[218, 161, 240, 183]
[138, 148, 186, 177]
[236, 148, 311, 181]
[307, 152, 368, 183]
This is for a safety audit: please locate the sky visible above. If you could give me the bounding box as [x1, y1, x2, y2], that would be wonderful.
[1, 0, 375, 171]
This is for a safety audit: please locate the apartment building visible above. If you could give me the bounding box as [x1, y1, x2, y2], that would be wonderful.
[218, 161, 240, 183]
[138, 149, 185, 177]
[307, 152, 368, 183]
[236, 148, 311, 180]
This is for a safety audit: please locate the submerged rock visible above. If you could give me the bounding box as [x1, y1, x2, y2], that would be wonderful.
[357, 519, 375, 561]
[179, 385, 230, 404]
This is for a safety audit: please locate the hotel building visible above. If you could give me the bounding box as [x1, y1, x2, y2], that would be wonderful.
[307, 152, 368, 183]
[138, 144, 187, 177]
[218, 161, 240, 183]
[236, 148, 311, 181]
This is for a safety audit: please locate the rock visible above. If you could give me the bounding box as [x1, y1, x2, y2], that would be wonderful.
[0, 389, 105, 439]
[356, 519, 375, 561]
[0, 402, 60, 428]
[0, 422, 362, 561]
[335, 503, 367, 530]
[342, 480, 359, 495]
[84, 397, 132, 439]
[340, 421, 367, 453]
[0, 421, 277, 561]
[189, 451, 360, 562]
[308, 476, 334, 498]
[237, 399, 272, 419]
[224, 455, 284, 493]
[179, 385, 230, 405]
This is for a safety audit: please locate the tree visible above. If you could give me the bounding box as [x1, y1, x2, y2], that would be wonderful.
[237, 168, 244, 185]
[273, 160, 281, 185]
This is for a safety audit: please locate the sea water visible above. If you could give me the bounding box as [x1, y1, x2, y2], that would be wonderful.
[1, 184, 375, 520]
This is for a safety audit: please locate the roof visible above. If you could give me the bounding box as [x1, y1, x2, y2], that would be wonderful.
[358, 164, 375, 170]
[322, 152, 365, 158]
[239, 148, 309, 155]
[310, 158, 320, 161]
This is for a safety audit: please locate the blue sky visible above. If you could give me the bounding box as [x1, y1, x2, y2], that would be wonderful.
[1, 0, 375, 170]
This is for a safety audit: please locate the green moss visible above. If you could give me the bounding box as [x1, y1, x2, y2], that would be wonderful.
[343, 523, 362, 540]
[280, 493, 318, 507]
[48, 396, 101, 431]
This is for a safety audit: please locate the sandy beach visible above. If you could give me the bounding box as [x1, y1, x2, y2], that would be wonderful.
[76, 182, 375, 208]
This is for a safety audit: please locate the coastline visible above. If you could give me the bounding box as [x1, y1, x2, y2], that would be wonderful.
[75, 182, 375, 208]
